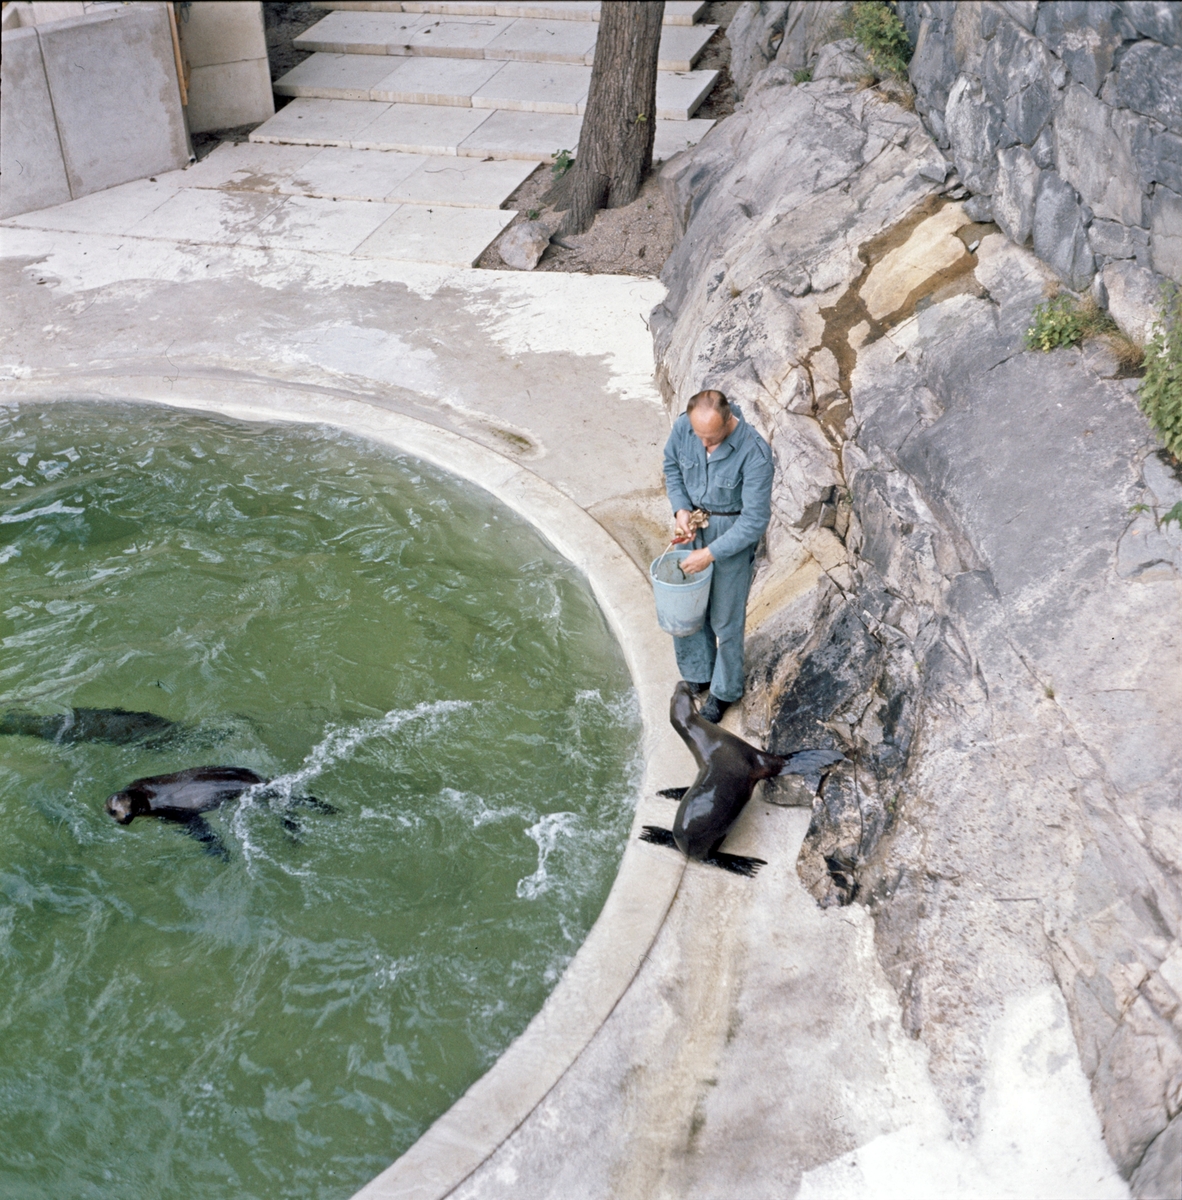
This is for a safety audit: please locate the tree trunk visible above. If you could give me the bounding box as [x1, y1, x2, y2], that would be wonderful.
[560, 0, 665, 235]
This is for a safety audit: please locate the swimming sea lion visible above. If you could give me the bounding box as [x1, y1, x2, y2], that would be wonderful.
[640, 681, 846, 876]
[1, 706, 185, 748]
[105, 766, 335, 858]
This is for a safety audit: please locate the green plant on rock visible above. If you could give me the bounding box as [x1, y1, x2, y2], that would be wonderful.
[793, 67, 813, 84]
[1026, 293, 1087, 351]
[1140, 285, 1182, 462]
[849, 1, 913, 79]
[551, 149, 574, 179]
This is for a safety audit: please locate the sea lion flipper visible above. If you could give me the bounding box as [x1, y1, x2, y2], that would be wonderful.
[639, 825, 678, 848]
[704, 850, 767, 878]
[778, 748, 848, 790]
[180, 815, 229, 860]
[656, 787, 689, 801]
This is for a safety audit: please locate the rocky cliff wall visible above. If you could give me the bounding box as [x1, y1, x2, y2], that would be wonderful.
[728, 1, 1181, 350]
[654, 62, 1182, 1197]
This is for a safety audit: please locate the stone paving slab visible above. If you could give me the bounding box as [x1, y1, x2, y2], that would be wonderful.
[350, 102, 493, 153]
[127, 188, 288, 244]
[161, 142, 322, 192]
[239, 193, 403, 253]
[281, 145, 428, 201]
[296, 10, 716, 69]
[394, 155, 534, 206]
[353, 202, 514, 264]
[311, 1, 708, 25]
[251, 97, 713, 162]
[278, 53, 718, 119]
[249, 96, 394, 146]
[370, 54, 504, 105]
[2, 177, 179, 235]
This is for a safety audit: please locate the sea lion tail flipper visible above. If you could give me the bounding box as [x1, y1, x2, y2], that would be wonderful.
[656, 787, 689, 801]
[705, 850, 768, 878]
[777, 749, 848, 790]
[640, 825, 678, 848]
[181, 815, 230, 860]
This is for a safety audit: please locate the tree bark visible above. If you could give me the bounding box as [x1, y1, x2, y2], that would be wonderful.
[559, 0, 665, 235]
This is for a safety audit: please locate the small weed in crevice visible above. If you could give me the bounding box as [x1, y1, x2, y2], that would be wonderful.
[847, 1, 913, 79]
[793, 67, 813, 83]
[1025, 292, 1138, 361]
[551, 149, 574, 179]
[1162, 501, 1182, 530]
[1140, 284, 1182, 461]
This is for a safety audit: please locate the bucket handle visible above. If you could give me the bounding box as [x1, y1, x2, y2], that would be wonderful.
[654, 541, 685, 580]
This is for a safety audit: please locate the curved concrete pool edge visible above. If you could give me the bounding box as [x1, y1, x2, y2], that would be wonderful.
[4, 379, 689, 1200]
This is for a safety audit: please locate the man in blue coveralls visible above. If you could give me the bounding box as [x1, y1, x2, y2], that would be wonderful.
[663, 389, 774, 723]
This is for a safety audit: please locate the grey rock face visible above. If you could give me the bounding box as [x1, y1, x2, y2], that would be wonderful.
[1128, 117, 1182, 194]
[1102, 259, 1167, 344]
[1125, 0, 1182, 46]
[963, 194, 994, 222]
[1056, 84, 1143, 226]
[982, 18, 1057, 146]
[1032, 169, 1095, 289]
[727, 1, 792, 100]
[1112, 40, 1182, 135]
[1035, 1, 1126, 94]
[1131, 1114, 1182, 1200]
[1089, 218, 1150, 262]
[1151, 184, 1182, 280]
[994, 144, 1041, 245]
[496, 220, 551, 270]
[812, 38, 875, 83]
[945, 74, 1003, 194]
[655, 75, 1180, 1192]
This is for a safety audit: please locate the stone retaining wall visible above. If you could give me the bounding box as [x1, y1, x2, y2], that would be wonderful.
[729, 1, 1181, 341]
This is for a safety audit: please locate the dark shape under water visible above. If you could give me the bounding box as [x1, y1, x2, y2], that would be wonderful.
[0, 706, 185, 748]
[105, 766, 336, 859]
[640, 682, 847, 877]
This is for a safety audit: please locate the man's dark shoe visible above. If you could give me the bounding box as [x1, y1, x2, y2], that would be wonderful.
[699, 694, 731, 723]
[685, 680, 711, 695]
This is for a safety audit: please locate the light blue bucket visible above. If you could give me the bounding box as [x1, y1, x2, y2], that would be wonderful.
[650, 547, 713, 637]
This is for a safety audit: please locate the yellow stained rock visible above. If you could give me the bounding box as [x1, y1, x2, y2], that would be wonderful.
[860, 202, 970, 321]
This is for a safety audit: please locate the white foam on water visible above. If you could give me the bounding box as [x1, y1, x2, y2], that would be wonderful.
[516, 811, 579, 901]
[0, 499, 85, 524]
[231, 699, 471, 867]
[438, 786, 525, 829]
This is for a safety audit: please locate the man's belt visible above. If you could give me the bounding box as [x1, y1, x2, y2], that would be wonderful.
[703, 508, 742, 516]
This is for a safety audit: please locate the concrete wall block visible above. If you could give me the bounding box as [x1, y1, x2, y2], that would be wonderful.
[1151, 184, 1182, 283]
[1111, 40, 1182, 135]
[994, 144, 1040, 245]
[38, 4, 188, 198]
[176, 0, 266, 69]
[1032, 169, 1095, 289]
[1054, 83, 1142, 226]
[0, 25, 71, 218]
[185, 57, 275, 134]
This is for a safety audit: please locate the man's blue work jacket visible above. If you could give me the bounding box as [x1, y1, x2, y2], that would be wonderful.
[662, 403, 774, 562]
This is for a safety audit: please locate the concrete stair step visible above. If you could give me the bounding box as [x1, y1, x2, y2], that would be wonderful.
[275, 53, 717, 120]
[167, 140, 536, 207]
[251, 97, 714, 162]
[310, 1, 708, 26]
[294, 10, 717, 71]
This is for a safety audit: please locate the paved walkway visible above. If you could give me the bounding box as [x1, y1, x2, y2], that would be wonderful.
[1, 3, 715, 267]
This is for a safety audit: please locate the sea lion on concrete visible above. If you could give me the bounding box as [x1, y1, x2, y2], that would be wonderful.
[1, 706, 185, 748]
[640, 681, 846, 876]
[105, 766, 335, 858]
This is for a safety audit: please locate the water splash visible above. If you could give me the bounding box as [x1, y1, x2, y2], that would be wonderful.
[516, 811, 579, 900]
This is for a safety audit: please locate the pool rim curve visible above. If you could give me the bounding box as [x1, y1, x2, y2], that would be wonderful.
[3, 381, 687, 1200]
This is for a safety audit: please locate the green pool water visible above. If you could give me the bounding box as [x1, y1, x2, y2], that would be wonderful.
[0, 402, 639, 1199]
